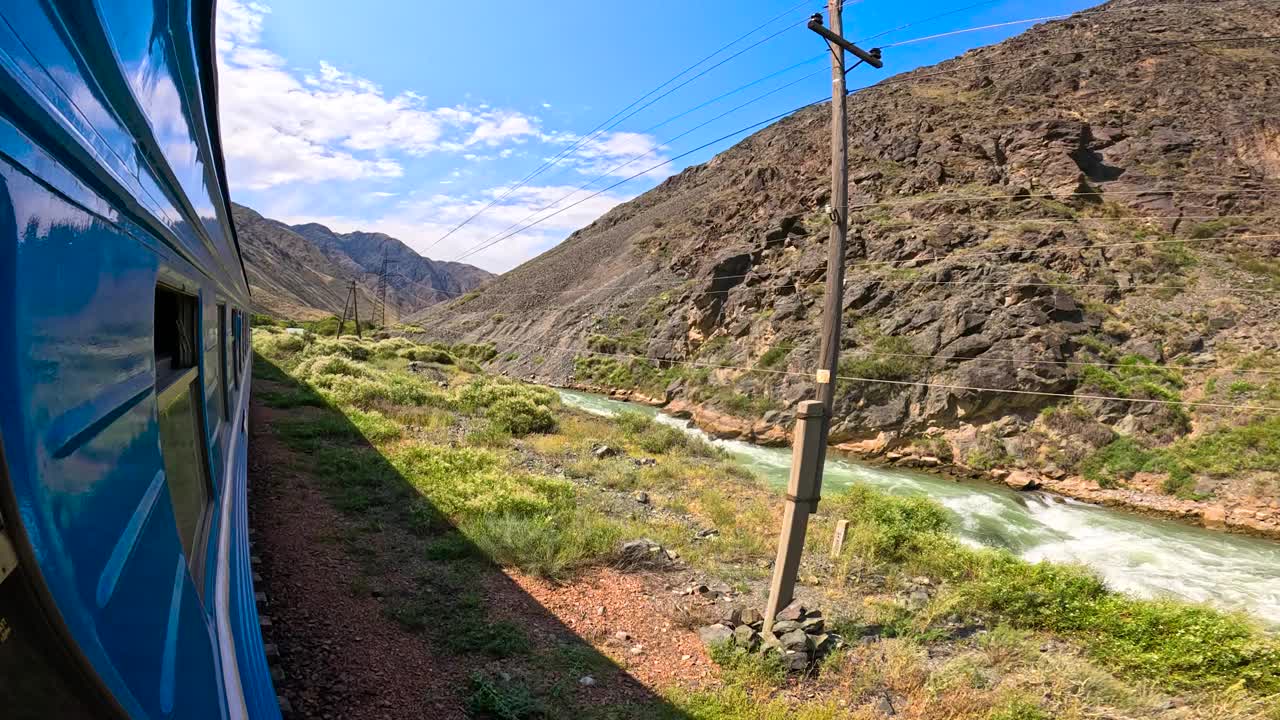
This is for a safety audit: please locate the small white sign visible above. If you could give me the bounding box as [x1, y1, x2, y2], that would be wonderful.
[816, 369, 831, 384]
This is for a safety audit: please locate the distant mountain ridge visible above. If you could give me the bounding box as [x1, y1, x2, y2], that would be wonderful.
[232, 203, 493, 321]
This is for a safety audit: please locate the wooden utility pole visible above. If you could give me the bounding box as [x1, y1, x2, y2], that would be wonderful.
[762, 0, 883, 633]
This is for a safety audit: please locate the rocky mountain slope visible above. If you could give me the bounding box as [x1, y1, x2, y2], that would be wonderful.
[414, 0, 1280, 532]
[234, 203, 492, 320]
[291, 223, 493, 317]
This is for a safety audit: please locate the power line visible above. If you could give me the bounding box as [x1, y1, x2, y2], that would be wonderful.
[428, 231, 1280, 303]
[456, 68, 832, 258]
[415, 323, 1280, 379]
[866, 34, 1280, 93]
[453, 98, 830, 261]
[422, 0, 819, 253]
[856, 0, 1003, 44]
[411, 329, 1280, 413]
[850, 187, 1280, 212]
[451, 31, 1280, 262]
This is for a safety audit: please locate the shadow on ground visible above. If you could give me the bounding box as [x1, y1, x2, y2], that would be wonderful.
[248, 353, 695, 720]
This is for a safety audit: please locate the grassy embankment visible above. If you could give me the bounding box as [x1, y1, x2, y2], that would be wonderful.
[252, 327, 1280, 720]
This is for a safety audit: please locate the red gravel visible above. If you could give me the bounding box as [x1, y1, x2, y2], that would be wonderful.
[249, 396, 718, 718]
[492, 568, 715, 693]
[250, 402, 470, 719]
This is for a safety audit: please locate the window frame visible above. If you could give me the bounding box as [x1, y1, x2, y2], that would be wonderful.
[154, 281, 215, 599]
[218, 303, 230, 422]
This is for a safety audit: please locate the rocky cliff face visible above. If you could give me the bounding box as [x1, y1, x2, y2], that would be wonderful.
[291, 224, 494, 315]
[414, 0, 1280, 529]
[233, 203, 493, 320]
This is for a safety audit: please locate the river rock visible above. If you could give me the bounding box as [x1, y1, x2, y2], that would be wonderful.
[779, 629, 811, 653]
[782, 650, 810, 672]
[733, 625, 761, 651]
[775, 600, 806, 622]
[698, 624, 734, 648]
[1202, 505, 1227, 530]
[1004, 470, 1040, 490]
[770, 619, 802, 635]
[800, 615, 825, 634]
[617, 538, 670, 569]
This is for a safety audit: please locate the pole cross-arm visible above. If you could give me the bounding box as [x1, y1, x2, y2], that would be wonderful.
[807, 13, 884, 68]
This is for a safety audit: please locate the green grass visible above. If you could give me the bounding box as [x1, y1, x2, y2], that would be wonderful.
[251, 332, 1280, 714]
[1078, 355, 1185, 403]
[986, 697, 1050, 720]
[755, 343, 793, 370]
[257, 385, 326, 409]
[836, 335, 922, 392]
[1080, 415, 1280, 492]
[467, 673, 545, 720]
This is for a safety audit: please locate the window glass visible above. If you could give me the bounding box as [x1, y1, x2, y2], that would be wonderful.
[208, 306, 224, 427]
[157, 381, 209, 566]
[155, 284, 213, 595]
[218, 304, 229, 421]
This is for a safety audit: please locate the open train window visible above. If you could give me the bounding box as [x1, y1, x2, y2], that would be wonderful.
[230, 308, 240, 388]
[218, 303, 230, 421]
[155, 285, 213, 596]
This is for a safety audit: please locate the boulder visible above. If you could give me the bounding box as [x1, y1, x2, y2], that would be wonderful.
[617, 539, 670, 569]
[732, 625, 761, 652]
[1004, 470, 1040, 490]
[782, 651, 810, 673]
[1202, 505, 1227, 530]
[775, 600, 806, 622]
[770, 620, 802, 635]
[740, 608, 764, 627]
[592, 444, 619, 459]
[698, 624, 734, 648]
[779, 629, 811, 653]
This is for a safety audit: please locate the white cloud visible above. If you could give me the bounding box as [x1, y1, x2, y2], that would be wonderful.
[541, 102, 552, 109]
[216, 0, 544, 189]
[566, 131, 668, 179]
[272, 184, 637, 272]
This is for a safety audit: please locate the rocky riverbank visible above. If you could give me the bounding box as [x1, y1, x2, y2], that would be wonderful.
[561, 382, 1280, 541]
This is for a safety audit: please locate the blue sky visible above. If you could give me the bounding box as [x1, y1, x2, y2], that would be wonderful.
[216, 0, 1101, 272]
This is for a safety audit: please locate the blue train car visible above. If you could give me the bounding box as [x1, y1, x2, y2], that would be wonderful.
[0, 1, 279, 717]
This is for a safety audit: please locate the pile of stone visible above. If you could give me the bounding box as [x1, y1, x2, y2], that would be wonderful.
[699, 600, 840, 672]
[615, 538, 675, 570]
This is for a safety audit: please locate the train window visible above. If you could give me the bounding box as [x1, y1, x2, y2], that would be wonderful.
[218, 303, 230, 421]
[230, 309, 240, 388]
[154, 286, 213, 593]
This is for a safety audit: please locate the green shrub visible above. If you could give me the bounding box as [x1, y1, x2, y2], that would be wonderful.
[467, 673, 544, 720]
[755, 343, 793, 370]
[466, 507, 624, 580]
[1080, 437, 1152, 487]
[400, 346, 455, 364]
[486, 396, 556, 436]
[615, 411, 720, 458]
[295, 354, 369, 380]
[837, 335, 922, 391]
[987, 697, 1050, 720]
[1162, 416, 1280, 476]
[372, 337, 416, 358]
[451, 342, 497, 363]
[254, 331, 307, 360]
[391, 446, 571, 518]
[456, 376, 558, 413]
[826, 485, 951, 563]
[1079, 355, 1184, 402]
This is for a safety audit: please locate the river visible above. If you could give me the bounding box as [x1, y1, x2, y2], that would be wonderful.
[558, 389, 1280, 626]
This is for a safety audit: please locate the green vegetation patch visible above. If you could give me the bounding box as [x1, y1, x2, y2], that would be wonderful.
[837, 335, 923, 392]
